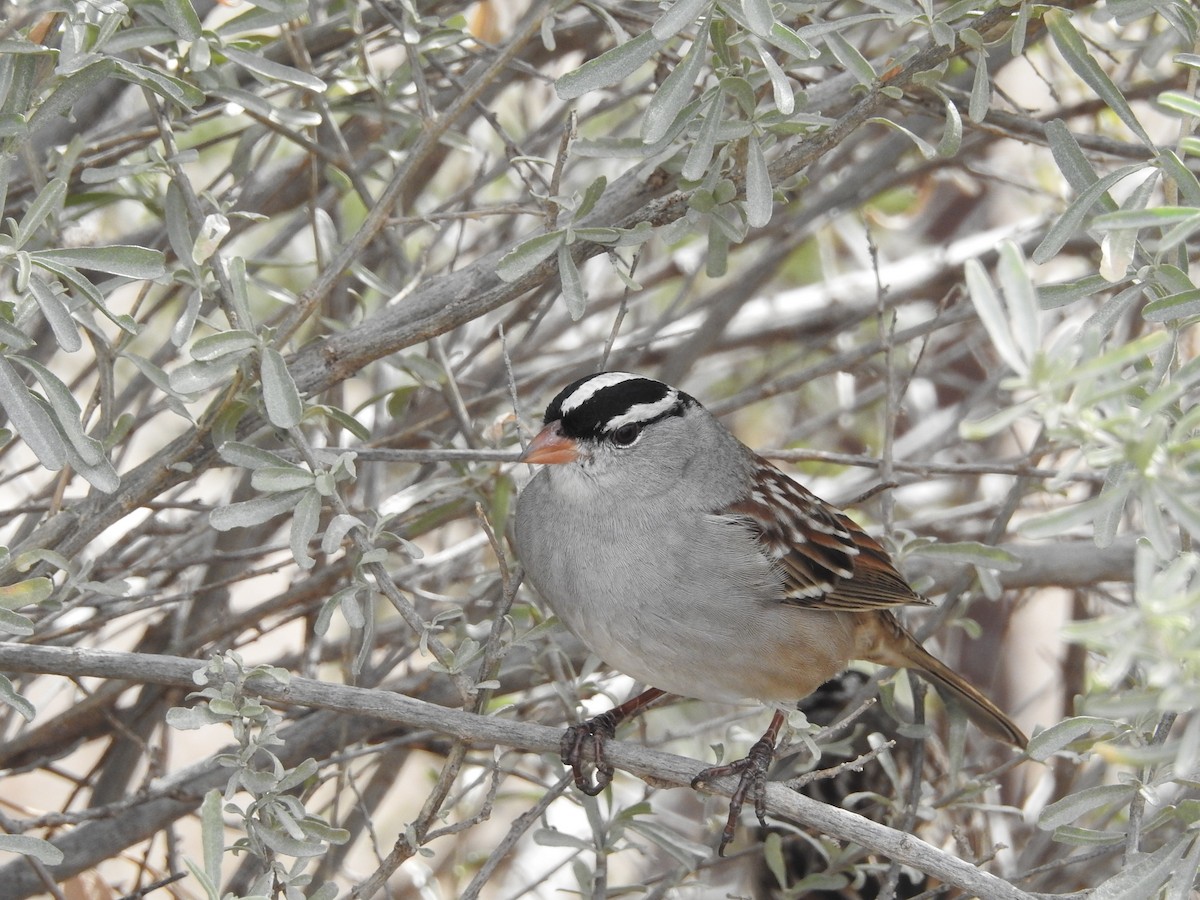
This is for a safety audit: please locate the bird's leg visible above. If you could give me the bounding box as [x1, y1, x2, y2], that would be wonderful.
[561, 687, 667, 795]
[691, 709, 787, 856]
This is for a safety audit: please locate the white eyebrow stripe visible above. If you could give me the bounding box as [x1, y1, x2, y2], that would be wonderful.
[604, 393, 679, 430]
[559, 372, 642, 415]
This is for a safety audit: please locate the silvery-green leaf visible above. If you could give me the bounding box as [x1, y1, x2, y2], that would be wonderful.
[937, 93, 962, 156]
[1045, 10, 1153, 149]
[741, 0, 774, 36]
[290, 489, 320, 569]
[29, 246, 166, 279]
[651, 0, 712, 41]
[1026, 716, 1121, 761]
[912, 541, 1020, 570]
[65, 441, 120, 493]
[218, 441, 293, 470]
[0, 576, 53, 610]
[556, 31, 659, 100]
[260, 347, 302, 428]
[825, 31, 875, 86]
[755, 42, 794, 114]
[200, 790, 223, 883]
[496, 230, 564, 282]
[14, 177, 66, 248]
[643, 20, 709, 144]
[969, 54, 990, 122]
[767, 22, 818, 60]
[321, 513, 362, 554]
[251, 466, 315, 492]
[210, 489, 307, 530]
[160, 0, 202, 39]
[557, 242, 585, 320]
[866, 117, 936, 160]
[111, 59, 204, 109]
[744, 134, 772, 227]
[0, 356, 66, 469]
[28, 274, 81, 352]
[28, 60, 112, 131]
[964, 259, 1026, 375]
[222, 45, 326, 92]
[0, 833, 62, 863]
[191, 330, 259, 362]
[227, 255, 254, 330]
[0, 608, 34, 637]
[212, 86, 323, 129]
[192, 213, 230, 265]
[996, 241, 1040, 364]
[1143, 288, 1200, 323]
[681, 90, 725, 181]
[1032, 162, 1146, 265]
[166, 704, 225, 730]
[1089, 834, 1189, 900]
[169, 357, 236, 395]
[1038, 783, 1137, 831]
[0, 316, 33, 350]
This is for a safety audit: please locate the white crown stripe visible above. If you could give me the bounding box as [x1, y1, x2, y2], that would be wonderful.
[604, 393, 680, 431]
[558, 371, 642, 415]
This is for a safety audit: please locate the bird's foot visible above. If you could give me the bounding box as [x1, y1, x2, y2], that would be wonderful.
[561, 711, 618, 795]
[691, 733, 777, 856]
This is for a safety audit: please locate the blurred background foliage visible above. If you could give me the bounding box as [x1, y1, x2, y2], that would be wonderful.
[0, 0, 1198, 896]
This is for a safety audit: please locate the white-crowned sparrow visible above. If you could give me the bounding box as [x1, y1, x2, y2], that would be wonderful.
[514, 372, 1025, 852]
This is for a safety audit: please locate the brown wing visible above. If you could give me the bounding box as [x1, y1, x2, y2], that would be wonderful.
[727, 462, 930, 612]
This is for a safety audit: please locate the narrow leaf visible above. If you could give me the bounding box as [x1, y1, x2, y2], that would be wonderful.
[1045, 10, 1153, 148]
[969, 53, 990, 122]
[0, 833, 63, 864]
[755, 41, 794, 114]
[496, 230, 564, 282]
[681, 90, 725, 181]
[222, 45, 326, 91]
[209, 489, 307, 530]
[15, 177, 66, 247]
[1038, 784, 1137, 830]
[825, 31, 875, 87]
[260, 347, 302, 428]
[964, 259, 1026, 374]
[743, 133, 772, 227]
[556, 31, 659, 100]
[217, 441, 293, 470]
[557, 241, 586, 320]
[1143, 289, 1200, 323]
[8, 356, 104, 465]
[0, 674, 36, 721]
[200, 790, 223, 882]
[29, 246, 166, 279]
[652, 0, 712, 41]
[0, 576, 54, 610]
[251, 466, 315, 492]
[996, 241, 1039, 364]
[191, 330, 259, 362]
[741, 0, 774, 36]
[643, 21, 709, 144]
[290, 489, 320, 569]
[1032, 163, 1147, 264]
[161, 0, 203, 40]
[0, 356, 66, 469]
[28, 274, 81, 352]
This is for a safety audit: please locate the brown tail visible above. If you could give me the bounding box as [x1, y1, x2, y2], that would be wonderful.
[871, 615, 1027, 749]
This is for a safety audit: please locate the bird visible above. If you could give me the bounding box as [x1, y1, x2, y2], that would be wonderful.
[512, 371, 1026, 854]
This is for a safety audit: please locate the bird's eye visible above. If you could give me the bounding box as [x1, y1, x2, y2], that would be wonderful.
[612, 423, 640, 446]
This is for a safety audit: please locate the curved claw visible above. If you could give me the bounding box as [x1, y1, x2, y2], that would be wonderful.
[561, 711, 618, 796]
[691, 734, 777, 856]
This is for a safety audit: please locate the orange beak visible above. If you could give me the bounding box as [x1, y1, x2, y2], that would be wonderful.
[519, 421, 579, 464]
